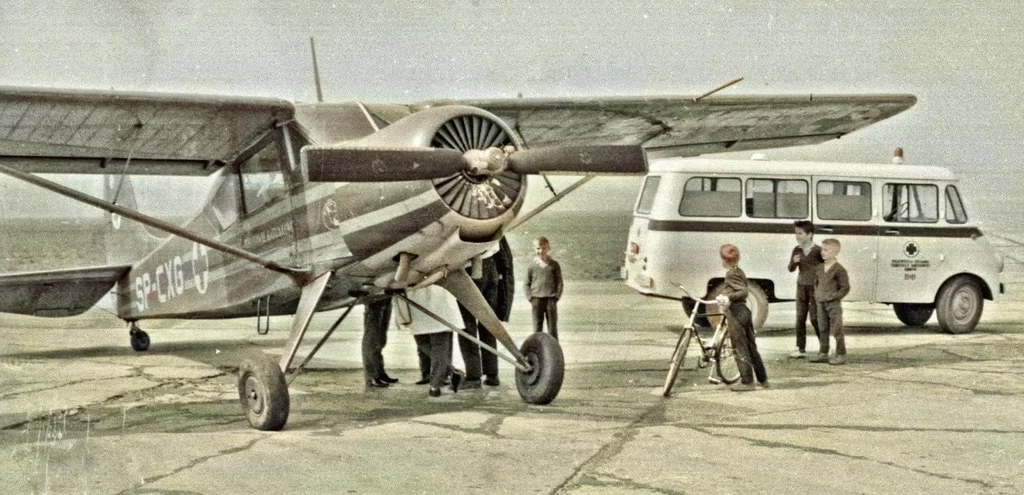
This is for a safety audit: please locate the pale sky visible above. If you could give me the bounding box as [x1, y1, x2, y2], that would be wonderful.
[1, 1, 1021, 219]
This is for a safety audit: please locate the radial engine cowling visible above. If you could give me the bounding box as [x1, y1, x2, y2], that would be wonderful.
[339, 105, 526, 240]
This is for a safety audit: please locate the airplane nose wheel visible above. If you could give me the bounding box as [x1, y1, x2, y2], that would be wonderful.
[238, 356, 290, 431]
[129, 324, 150, 352]
[515, 333, 564, 405]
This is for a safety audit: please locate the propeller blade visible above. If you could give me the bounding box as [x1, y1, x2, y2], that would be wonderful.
[506, 145, 648, 175]
[304, 146, 466, 182]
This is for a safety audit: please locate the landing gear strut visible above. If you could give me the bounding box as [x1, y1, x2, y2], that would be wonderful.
[437, 269, 565, 406]
[129, 323, 150, 352]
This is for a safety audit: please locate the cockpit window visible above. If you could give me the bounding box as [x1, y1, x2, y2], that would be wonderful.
[239, 140, 287, 215]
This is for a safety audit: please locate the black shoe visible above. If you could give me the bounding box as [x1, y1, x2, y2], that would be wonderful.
[461, 379, 482, 390]
[415, 376, 431, 385]
[483, 376, 500, 387]
[380, 374, 399, 384]
[366, 377, 390, 388]
[450, 370, 465, 393]
[428, 387, 442, 397]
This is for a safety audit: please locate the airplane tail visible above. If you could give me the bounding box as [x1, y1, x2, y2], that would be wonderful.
[102, 175, 162, 265]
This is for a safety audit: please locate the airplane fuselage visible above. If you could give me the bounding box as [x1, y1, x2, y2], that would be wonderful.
[116, 117, 525, 321]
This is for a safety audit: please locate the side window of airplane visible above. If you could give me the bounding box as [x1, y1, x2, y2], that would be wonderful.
[816, 181, 872, 221]
[945, 185, 968, 224]
[635, 176, 661, 214]
[210, 171, 241, 230]
[883, 183, 938, 223]
[679, 177, 741, 217]
[745, 178, 808, 219]
[239, 139, 287, 215]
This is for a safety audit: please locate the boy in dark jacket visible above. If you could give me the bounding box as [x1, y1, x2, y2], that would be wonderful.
[525, 237, 563, 339]
[716, 244, 768, 391]
[810, 238, 851, 365]
[788, 220, 824, 358]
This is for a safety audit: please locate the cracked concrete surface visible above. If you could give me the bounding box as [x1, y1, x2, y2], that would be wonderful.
[2, 278, 1024, 493]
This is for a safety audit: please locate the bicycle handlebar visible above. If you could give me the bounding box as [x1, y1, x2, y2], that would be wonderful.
[678, 285, 726, 307]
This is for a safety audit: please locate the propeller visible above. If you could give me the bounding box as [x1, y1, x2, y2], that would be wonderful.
[304, 144, 647, 183]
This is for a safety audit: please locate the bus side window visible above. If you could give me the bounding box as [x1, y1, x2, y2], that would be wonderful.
[636, 176, 661, 214]
[746, 178, 808, 219]
[883, 183, 938, 223]
[679, 177, 741, 217]
[817, 181, 872, 221]
[945, 185, 968, 224]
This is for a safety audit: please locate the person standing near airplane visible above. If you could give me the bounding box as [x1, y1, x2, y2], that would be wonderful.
[362, 297, 397, 388]
[525, 237, 563, 339]
[397, 285, 466, 397]
[458, 254, 504, 388]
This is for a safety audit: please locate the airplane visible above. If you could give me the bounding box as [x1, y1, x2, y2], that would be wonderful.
[0, 83, 916, 430]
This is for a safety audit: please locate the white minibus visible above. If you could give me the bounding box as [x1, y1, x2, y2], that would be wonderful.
[623, 156, 1004, 333]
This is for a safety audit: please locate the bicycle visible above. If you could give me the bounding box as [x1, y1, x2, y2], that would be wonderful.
[662, 288, 741, 397]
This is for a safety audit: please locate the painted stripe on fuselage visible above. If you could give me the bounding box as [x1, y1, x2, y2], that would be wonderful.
[344, 199, 453, 258]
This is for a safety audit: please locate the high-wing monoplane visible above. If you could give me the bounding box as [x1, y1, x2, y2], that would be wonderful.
[0, 84, 915, 429]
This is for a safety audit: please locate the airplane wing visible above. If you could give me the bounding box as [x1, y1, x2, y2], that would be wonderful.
[418, 94, 916, 157]
[0, 86, 294, 175]
[0, 265, 131, 317]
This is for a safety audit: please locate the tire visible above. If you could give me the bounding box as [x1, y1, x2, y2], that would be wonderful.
[935, 276, 983, 334]
[713, 332, 741, 384]
[515, 333, 564, 405]
[130, 329, 150, 352]
[710, 281, 769, 330]
[893, 303, 934, 327]
[238, 355, 290, 431]
[662, 328, 693, 397]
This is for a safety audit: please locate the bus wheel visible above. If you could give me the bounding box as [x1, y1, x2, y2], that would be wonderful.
[893, 303, 934, 327]
[936, 276, 983, 334]
[711, 282, 769, 330]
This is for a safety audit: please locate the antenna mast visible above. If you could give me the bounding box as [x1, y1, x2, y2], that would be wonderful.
[310, 37, 324, 102]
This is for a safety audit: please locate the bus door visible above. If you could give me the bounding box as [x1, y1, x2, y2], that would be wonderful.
[812, 177, 878, 302]
[875, 181, 944, 303]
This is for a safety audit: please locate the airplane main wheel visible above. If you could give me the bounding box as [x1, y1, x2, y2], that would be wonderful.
[238, 356, 290, 431]
[130, 329, 150, 352]
[515, 333, 564, 405]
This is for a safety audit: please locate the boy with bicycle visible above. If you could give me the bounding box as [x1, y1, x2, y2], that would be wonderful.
[715, 244, 769, 391]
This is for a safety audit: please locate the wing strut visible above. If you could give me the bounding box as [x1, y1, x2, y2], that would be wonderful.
[507, 176, 595, 232]
[0, 164, 311, 283]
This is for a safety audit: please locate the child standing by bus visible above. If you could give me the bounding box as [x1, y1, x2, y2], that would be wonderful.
[715, 244, 769, 391]
[788, 220, 824, 358]
[810, 238, 851, 365]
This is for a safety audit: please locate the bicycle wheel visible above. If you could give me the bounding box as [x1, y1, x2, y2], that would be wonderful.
[663, 328, 693, 397]
[668, 324, 689, 365]
[713, 330, 741, 384]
